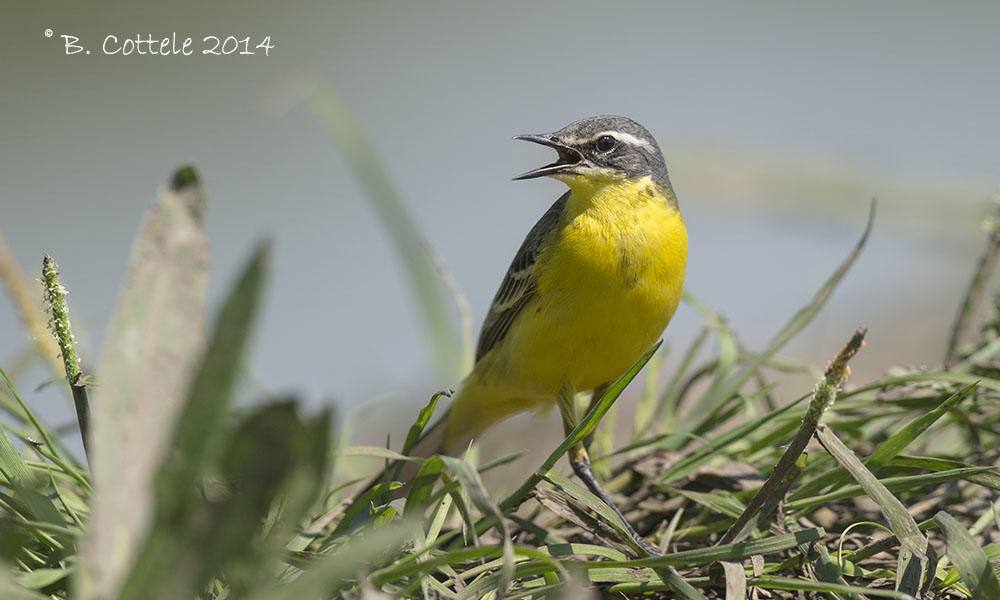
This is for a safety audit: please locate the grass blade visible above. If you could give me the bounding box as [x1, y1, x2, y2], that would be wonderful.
[253, 520, 422, 600]
[814, 425, 930, 595]
[405, 455, 446, 514]
[114, 242, 269, 600]
[79, 167, 209, 600]
[0, 422, 34, 489]
[792, 382, 977, 501]
[543, 472, 638, 553]
[592, 528, 825, 569]
[303, 81, 460, 379]
[811, 545, 864, 600]
[676, 199, 875, 440]
[439, 456, 515, 598]
[632, 345, 666, 438]
[401, 390, 448, 456]
[744, 576, 917, 599]
[815, 426, 926, 557]
[0, 568, 49, 600]
[40, 256, 91, 461]
[717, 560, 747, 600]
[945, 210, 1000, 366]
[498, 341, 661, 513]
[887, 455, 1000, 491]
[0, 415, 64, 533]
[655, 389, 805, 484]
[656, 568, 709, 600]
[645, 315, 710, 437]
[933, 511, 1000, 600]
[719, 328, 865, 544]
[788, 466, 996, 511]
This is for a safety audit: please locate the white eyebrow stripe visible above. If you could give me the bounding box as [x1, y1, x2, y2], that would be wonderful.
[560, 131, 653, 150]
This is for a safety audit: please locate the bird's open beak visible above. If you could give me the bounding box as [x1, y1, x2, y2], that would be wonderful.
[512, 134, 586, 180]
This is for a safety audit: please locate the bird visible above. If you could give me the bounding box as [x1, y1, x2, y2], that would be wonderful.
[372, 115, 687, 553]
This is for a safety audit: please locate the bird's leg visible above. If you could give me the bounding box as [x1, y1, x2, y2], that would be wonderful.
[556, 383, 660, 556]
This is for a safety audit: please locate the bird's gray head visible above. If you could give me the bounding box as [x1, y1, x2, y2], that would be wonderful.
[513, 115, 670, 188]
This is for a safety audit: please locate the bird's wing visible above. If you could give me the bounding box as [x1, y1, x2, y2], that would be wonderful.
[475, 192, 569, 362]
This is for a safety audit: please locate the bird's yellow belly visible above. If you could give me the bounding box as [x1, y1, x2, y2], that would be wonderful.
[492, 188, 687, 397]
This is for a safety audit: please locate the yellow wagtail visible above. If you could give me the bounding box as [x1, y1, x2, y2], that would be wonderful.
[384, 115, 686, 553]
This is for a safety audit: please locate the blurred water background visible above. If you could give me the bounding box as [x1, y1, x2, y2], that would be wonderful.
[1, 2, 998, 459]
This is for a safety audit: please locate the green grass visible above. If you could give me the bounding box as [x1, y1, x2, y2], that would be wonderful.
[0, 97, 998, 598]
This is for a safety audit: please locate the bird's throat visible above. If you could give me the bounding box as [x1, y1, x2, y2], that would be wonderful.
[563, 175, 677, 223]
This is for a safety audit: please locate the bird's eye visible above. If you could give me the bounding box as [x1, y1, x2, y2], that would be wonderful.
[595, 135, 616, 152]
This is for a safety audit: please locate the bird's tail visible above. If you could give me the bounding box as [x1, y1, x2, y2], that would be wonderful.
[354, 376, 546, 500]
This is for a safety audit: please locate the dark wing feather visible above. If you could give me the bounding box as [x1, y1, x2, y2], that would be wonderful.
[475, 192, 568, 361]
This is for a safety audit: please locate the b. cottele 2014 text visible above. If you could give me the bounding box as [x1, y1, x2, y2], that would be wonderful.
[59, 33, 275, 56]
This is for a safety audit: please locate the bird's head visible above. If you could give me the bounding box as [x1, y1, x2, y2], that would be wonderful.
[513, 115, 670, 189]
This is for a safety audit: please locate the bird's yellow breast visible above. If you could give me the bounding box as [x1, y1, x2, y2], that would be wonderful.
[492, 176, 687, 396]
